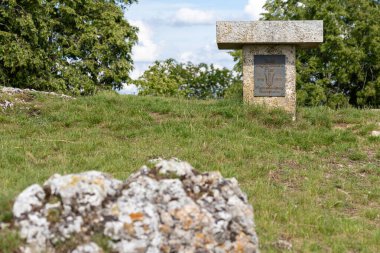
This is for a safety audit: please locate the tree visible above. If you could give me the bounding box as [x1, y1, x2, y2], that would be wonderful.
[135, 59, 185, 97]
[0, 0, 138, 95]
[231, 0, 380, 107]
[265, 0, 380, 107]
[135, 59, 237, 99]
[229, 50, 243, 79]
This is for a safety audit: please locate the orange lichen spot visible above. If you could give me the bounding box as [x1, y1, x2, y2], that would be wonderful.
[92, 178, 105, 189]
[216, 244, 225, 251]
[123, 222, 135, 235]
[195, 233, 206, 244]
[183, 218, 193, 230]
[160, 245, 171, 253]
[195, 233, 204, 239]
[195, 233, 212, 245]
[129, 212, 144, 221]
[235, 241, 244, 253]
[234, 233, 251, 253]
[68, 176, 82, 187]
[159, 224, 171, 234]
[143, 224, 150, 232]
[111, 205, 120, 216]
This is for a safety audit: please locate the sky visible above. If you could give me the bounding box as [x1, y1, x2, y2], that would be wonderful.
[120, 0, 267, 94]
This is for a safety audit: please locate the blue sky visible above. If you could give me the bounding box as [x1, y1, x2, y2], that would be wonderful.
[121, 0, 267, 94]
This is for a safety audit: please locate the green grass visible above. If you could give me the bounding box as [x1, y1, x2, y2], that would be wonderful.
[1, 91, 379, 252]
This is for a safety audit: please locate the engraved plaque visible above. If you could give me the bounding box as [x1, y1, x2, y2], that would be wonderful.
[254, 55, 286, 97]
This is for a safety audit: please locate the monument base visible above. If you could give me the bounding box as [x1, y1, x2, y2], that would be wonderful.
[243, 45, 296, 118]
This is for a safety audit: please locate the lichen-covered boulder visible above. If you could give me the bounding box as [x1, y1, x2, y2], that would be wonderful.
[13, 159, 259, 253]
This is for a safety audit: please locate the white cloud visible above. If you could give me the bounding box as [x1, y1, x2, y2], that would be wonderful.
[118, 84, 139, 95]
[131, 20, 159, 62]
[213, 64, 225, 70]
[178, 41, 233, 68]
[130, 63, 148, 80]
[173, 8, 215, 26]
[244, 0, 267, 20]
[179, 51, 197, 63]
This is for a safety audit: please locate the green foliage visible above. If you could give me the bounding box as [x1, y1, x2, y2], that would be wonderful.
[348, 150, 366, 161]
[0, 0, 138, 95]
[246, 105, 293, 127]
[301, 107, 333, 128]
[228, 50, 243, 79]
[263, 0, 380, 107]
[0, 229, 21, 253]
[357, 78, 380, 106]
[326, 93, 350, 109]
[135, 59, 237, 99]
[297, 83, 327, 107]
[135, 59, 185, 97]
[229, 1, 380, 107]
[0, 195, 13, 223]
[224, 80, 243, 101]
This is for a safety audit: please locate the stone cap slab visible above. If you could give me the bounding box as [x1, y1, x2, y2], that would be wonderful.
[217, 21, 323, 49]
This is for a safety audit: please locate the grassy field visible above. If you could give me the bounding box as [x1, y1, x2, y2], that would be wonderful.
[0, 90, 379, 252]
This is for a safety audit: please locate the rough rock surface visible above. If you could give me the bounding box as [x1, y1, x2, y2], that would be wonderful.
[13, 159, 259, 253]
[242, 45, 297, 118]
[1, 86, 73, 99]
[1, 86, 73, 111]
[216, 21, 324, 49]
[0, 100, 14, 110]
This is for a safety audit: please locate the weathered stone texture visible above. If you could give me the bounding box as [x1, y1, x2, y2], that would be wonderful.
[217, 21, 323, 49]
[243, 45, 296, 117]
[216, 20, 323, 120]
[13, 159, 259, 253]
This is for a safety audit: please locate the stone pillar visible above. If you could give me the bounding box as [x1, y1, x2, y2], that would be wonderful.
[243, 45, 296, 116]
[216, 21, 323, 119]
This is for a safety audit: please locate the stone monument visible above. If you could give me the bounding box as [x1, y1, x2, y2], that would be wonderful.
[216, 21, 323, 118]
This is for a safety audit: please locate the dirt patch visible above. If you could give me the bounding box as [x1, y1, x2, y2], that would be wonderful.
[279, 159, 302, 169]
[268, 169, 304, 190]
[363, 148, 380, 163]
[333, 123, 356, 130]
[26, 106, 42, 117]
[149, 112, 170, 123]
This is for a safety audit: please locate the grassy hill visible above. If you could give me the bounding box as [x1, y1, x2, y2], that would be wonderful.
[1, 90, 379, 252]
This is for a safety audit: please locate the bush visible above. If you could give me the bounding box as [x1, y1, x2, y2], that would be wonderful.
[297, 83, 327, 107]
[327, 93, 350, 109]
[224, 80, 243, 101]
[136, 59, 238, 99]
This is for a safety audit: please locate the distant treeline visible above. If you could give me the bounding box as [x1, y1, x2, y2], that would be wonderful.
[0, 0, 378, 107]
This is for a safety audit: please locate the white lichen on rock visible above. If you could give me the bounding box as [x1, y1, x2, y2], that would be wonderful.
[1, 86, 73, 99]
[72, 242, 103, 253]
[0, 100, 14, 110]
[13, 184, 46, 218]
[13, 159, 259, 253]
